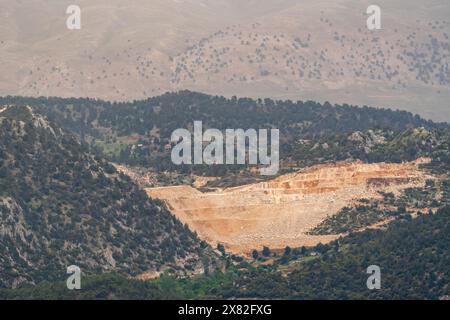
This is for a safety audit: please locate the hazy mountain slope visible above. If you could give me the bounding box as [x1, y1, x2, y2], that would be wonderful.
[0, 106, 212, 289]
[0, 0, 449, 120]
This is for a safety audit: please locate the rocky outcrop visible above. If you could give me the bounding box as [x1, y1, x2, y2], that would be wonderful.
[146, 159, 433, 254]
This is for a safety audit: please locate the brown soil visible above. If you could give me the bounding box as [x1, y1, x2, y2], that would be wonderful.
[146, 158, 432, 255]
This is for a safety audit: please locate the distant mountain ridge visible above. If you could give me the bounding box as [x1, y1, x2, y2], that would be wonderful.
[0, 0, 449, 120]
[0, 91, 447, 176]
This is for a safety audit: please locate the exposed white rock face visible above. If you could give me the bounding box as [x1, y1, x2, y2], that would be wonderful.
[146, 158, 433, 255]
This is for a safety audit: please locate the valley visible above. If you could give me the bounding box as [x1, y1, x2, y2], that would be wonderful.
[1, 94, 449, 298]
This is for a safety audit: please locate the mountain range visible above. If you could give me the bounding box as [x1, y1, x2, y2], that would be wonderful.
[0, 0, 449, 120]
[0, 92, 449, 299]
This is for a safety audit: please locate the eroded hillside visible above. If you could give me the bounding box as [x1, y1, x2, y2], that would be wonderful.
[146, 159, 434, 254]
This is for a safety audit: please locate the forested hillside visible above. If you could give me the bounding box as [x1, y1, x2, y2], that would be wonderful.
[1, 92, 449, 298]
[0, 106, 215, 289]
[0, 92, 446, 176]
[2, 205, 449, 300]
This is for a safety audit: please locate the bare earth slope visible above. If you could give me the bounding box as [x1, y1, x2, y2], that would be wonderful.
[146, 159, 433, 254]
[0, 0, 449, 120]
